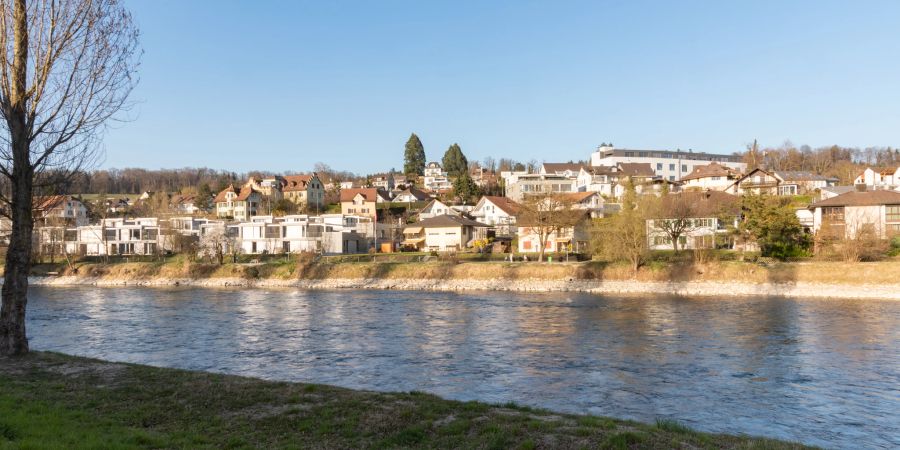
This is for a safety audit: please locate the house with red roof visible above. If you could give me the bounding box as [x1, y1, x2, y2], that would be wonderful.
[214, 184, 262, 221]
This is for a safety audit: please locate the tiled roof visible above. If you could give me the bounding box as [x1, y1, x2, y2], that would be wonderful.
[542, 163, 585, 173]
[416, 214, 488, 228]
[774, 171, 833, 182]
[557, 192, 599, 203]
[658, 191, 741, 218]
[213, 185, 236, 203]
[481, 196, 521, 215]
[810, 189, 900, 207]
[617, 163, 655, 177]
[282, 175, 314, 192]
[680, 162, 739, 182]
[340, 188, 380, 203]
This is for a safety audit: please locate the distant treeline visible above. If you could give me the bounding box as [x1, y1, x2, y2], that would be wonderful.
[741, 142, 900, 183]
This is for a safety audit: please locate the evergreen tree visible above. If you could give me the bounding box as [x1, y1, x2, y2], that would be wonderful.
[403, 133, 426, 176]
[442, 143, 468, 177]
[453, 172, 480, 204]
[196, 183, 213, 211]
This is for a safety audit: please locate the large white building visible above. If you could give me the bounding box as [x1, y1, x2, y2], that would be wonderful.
[590, 145, 746, 181]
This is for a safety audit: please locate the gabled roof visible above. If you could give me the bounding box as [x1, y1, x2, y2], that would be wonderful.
[557, 192, 600, 203]
[415, 214, 487, 228]
[773, 171, 833, 182]
[235, 185, 261, 201]
[658, 191, 741, 218]
[213, 185, 237, 203]
[479, 196, 521, 215]
[340, 188, 385, 203]
[617, 163, 655, 177]
[810, 189, 900, 207]
[283, 174, 315, 192]
[680, 162, 740, 182]
[34, 195, 81, 211]
[394, 187, 430, 201]
[542, 162, 585, 174]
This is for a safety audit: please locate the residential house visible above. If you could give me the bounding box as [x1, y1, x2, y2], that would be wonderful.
[392, 187, 430, 203]
[34, 195, 89, 227]
[340, 188, 390, 219]
[854, 166, 900, 190]
[647, 191, 741, 250]
[419, 199, 462, 220]
[170, 194, 204, 215]
[282, 174, 325, 211]
[809, 188, 900, 239]
[401, 215, 487, 252]
[504, 173, 578, 202]
[370, 173, 395, 190]
[231, 215, 367, 255]
[516, 212, 592, 255]
[679, 162, 742, 191]
[471, 196, 520, 236]
[65, 217, 162, 256]
[540, 162, 585, 178]
[728, 168, 836, 196]
[423, 162, 453, 191]
[558, 191, 616, 218]
[214, 184, 262, 221]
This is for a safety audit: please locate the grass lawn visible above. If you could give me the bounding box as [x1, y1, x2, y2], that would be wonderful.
[0, 352, 813, 449]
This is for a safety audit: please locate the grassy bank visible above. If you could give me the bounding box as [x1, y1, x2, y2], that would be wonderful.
[0, 352, 810, 449]
[27, 254, 900, 286]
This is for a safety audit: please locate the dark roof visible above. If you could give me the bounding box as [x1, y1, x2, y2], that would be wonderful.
[415, 214, 487, 228]
[542, 162, 585, 173]
[658, 191, 741, 218]
[774, 171, 833, 182]
[283, 174, 315, 192]
[617, 163, 655, 177]
[680, 162, 740, 182]
[810, 190, 900, 207]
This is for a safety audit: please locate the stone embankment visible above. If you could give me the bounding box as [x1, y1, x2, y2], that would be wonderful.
[29, 275, 900, 300]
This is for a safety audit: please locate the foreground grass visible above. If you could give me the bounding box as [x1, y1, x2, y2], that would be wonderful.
[0, 352, 812, 449]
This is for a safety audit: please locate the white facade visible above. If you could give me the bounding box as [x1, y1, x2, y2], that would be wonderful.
[590, 145, 746, 181]
[232, 214, 367, 255]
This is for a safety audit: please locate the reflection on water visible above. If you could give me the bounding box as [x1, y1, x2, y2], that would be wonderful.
[27, 287, 899, 449]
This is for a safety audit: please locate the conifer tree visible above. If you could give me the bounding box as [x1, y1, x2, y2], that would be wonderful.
[442, 143, 469, 177]
[403, 133, 426, 176]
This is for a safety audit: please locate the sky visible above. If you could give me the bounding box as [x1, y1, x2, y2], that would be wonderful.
[103, 0, 900, 174]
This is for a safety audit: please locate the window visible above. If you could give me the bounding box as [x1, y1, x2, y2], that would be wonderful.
[656, 163, 663, 170]
[669, 164, 675, 171]
[669, 176, 675, 181]
[681, 165, 687, 172]
[822, 207, 844, 223]
[712, 176, 721, 181]
[886, 205, 900, 222]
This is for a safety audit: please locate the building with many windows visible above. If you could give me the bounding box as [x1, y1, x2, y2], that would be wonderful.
[590, 145, 745, 181]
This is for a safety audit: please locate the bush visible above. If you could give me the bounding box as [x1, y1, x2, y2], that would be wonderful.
[889, 236, 900, 257]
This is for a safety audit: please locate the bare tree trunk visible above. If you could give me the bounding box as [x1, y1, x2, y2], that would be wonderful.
[0, 0, 31, 355]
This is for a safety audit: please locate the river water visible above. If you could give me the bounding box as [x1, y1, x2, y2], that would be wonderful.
[26, 286, 900, 449]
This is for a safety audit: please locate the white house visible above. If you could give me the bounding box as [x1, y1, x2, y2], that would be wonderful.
[647, 191, 741, 250]
[809, 188, 900, 239]
[215, 184, 262, 221]
[35, 195, 89, 226]
[232, 214, 367, 255]
[679, 162, 742, 191]
[423, 162, 453, 191]
[65, 217, 162, 256]
[401, 215, 487, 252]
[471, 196, 520, 235]
[516, 214, 592, 255]
[854, 166, 900, 190]
[540, 162, 585, 178]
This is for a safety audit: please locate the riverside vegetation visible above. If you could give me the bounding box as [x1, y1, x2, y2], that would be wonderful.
[23, 251, 900, 287]
[0, 352, 813, 449]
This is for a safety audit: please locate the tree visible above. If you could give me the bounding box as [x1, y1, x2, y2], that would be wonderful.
[652, 194, 696, 252]
[441, 143, 468, 177]
[195, 183, 213, 212]
[0, 0, 140, 355]
[517, 193, 582, 262]
[736, 195, 810, 259]
[452, 172, 480, 204]
[591, 182, 656, 273]
[403, 133, 426, 176]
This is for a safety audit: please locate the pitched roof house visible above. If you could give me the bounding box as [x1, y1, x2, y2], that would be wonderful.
[647, 191, 741, 250]
[540, 162, 585, 178]
[339, 188, 391, 219]
[282, 174, 325, 211]
[471, 196, 520, 235]
[680, 162, 742, 191]
[401, 215, 488, 252]
[809, 188, 900, 239]
[34, 195, 89, 226]
[215, 184, 263, 221]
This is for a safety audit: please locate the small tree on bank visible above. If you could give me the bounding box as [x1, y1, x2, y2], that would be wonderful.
[0, 0, 140, 355]
[591, 182, 656, 273]
[736, 194, 810, 259]
[652, 194, 696, 252]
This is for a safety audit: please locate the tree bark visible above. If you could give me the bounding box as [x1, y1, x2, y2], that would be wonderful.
[0, 0, 32, 355]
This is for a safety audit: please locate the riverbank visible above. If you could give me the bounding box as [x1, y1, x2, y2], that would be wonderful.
[0, 352, 811, 449]
[25, 258, 900, 299]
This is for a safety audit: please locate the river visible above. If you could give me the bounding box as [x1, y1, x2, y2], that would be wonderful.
[26, 286, 900, 449]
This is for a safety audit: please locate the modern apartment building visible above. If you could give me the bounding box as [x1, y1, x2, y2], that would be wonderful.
[590, 145, 746, 181]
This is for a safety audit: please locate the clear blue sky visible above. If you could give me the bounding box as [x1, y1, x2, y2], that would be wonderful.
[104, 0, 900, 174]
